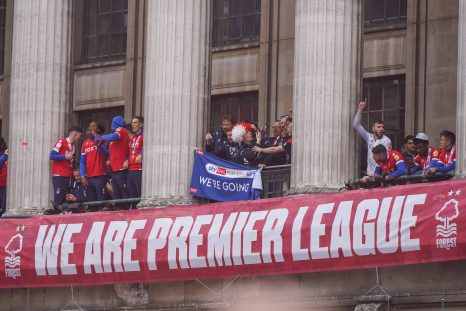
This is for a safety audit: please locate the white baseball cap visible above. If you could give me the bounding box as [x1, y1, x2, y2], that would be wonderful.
[414, 132, 429, 143]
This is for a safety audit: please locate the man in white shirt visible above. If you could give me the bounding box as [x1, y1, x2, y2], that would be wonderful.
[353, 100, 392, 175]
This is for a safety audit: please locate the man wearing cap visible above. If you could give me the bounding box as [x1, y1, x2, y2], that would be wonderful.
[411, 133, 440, 175]
[353, 100, 392, 175]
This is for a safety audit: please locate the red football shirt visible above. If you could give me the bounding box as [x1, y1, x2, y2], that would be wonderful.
[129, 132, 143, 171]
[109, 127, 130, 171]
[438, 145, 456, 166]
[0, 160, 7, 187]
[81, 138, 107, 177]
[376, 150, 404, 174]
[51, 138, 75, 177]
[414, 147, 440, 169]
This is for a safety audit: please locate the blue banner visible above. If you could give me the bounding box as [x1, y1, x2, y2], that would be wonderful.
[190, 151, 262, 202]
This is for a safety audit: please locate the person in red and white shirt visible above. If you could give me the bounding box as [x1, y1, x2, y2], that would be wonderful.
[80, 122, 109, 210]
[362, 144, 406, 182]
[49, 126, 82, 205]
[94, 116, 129, 205]
[426, 130, 456, 175]
[126, 116, 143, 202]
[410, 133, 441, 175]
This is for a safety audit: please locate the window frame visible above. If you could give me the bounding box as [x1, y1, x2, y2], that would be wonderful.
[81, 0, 128, 64]
[212, 0, 261, 47]
[364, 0, 407, 29]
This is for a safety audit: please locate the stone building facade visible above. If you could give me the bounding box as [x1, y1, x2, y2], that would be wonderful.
[0, 0, 465, 310]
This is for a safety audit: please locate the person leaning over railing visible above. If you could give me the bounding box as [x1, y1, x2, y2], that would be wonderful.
[205, 114, 235, 155]
[409, 133, 441, 176]
[401, 135, 417, 174]
[424, 130, 456, 175]
[361, 144, 406, 183]
[252, 122, 292, 165]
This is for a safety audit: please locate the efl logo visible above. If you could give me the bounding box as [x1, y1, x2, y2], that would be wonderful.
[216, 167, 227, 175]
[435, 190, 460, 250]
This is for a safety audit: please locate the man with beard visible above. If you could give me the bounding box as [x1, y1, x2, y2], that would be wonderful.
[252, 122, 293, 165]
[206, 115, 235, 154]
[94, 116, 129, 207]
[80, 121, 109, 211]
[353, 100, 392, 175]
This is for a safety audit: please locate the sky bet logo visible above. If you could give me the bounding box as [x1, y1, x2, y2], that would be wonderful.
[205, 163, 255, 179]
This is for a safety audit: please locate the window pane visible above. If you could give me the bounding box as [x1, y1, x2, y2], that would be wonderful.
[383, 109, 398, 131]
[230, 1, 241, 16]
[229, 17, 241, 39]
[213, 19, 228, 45]
[386, 0, 400, 18]
[87, 15, 97, 35]
[99, 13, 111, 34]
[242, 15, 255, 36]
[87, 36, 99, 58]
[211, 92, 258, 128]
[111, 12, 124, 33]
[369, 85, 383, 111]
[384, 84, 399, 109]
[243, 0, 255, 14]
[100, 0, 112, 13]
[112, 0, 124, 11]
[213, 0, 260, 46]
[365, 0, 407, 26]
[87, 0, 98, 15]
[99, 35, 111, 57]
[82, 0, 128, 63]
[369, 0, 385, 20]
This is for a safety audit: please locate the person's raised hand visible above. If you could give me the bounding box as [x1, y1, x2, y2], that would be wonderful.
[358, 98, 367, 112]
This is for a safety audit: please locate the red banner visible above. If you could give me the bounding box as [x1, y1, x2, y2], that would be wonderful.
[1, 180, 465, 288]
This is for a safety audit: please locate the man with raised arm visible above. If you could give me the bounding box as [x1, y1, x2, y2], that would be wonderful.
[353, 100, 392, 175]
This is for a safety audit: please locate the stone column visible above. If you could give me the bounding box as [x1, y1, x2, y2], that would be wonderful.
[456, 1, 466, 177]
[289, 0, 362, 194]
[5, 0, 71, 215]
[140, 0, 211, 207]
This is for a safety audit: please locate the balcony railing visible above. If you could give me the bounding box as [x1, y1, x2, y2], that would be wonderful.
[260, 164, 291, 198]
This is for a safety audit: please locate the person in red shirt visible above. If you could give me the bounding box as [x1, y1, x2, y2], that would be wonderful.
[49, 126, 82, 205]
[126, 116, 143, 203]
[94, 116, 129, 205]
[362, 144, 406, 182]
[80, 122, 109, 210]
[410, 133, 441, 175]
[0, 137, 7, 217]
[427, 130, 456, 175]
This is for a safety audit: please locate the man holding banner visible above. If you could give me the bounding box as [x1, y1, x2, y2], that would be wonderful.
[190, 150, 263, 202]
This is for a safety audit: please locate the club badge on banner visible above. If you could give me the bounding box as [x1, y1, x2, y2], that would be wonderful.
[190, 151, 262, 201]
[0, 179, 465, 288]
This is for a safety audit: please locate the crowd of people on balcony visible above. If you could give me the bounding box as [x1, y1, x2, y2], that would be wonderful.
[354, 100, 456, 184]
[205, 114, 293, 167]
[0, 97, 458, 217]
[46, 116, 144, 214]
